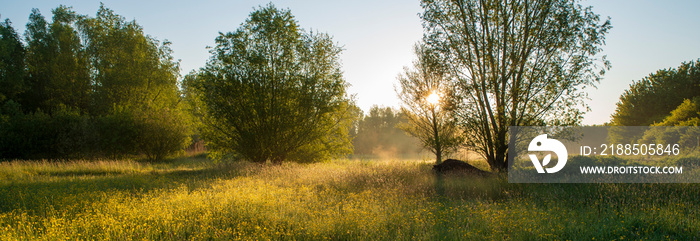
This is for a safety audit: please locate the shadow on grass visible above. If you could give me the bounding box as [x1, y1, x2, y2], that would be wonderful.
[0, 160, 244, 215]
[35, 170, 128, 177]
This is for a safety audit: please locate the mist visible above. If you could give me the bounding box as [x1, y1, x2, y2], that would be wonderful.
[351, 105, 428, 159]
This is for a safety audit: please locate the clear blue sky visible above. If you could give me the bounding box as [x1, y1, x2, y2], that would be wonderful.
[2, 0, 699, 125]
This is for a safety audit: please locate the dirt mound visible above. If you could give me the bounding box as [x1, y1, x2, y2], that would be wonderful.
[433, 159, 491, 176]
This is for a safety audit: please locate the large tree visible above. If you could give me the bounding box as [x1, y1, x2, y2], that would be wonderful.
[0, 17, 26, 105]
[77, 4, 189, 160]
[396, 45, 462, 164]
[23, 6, 91, 113]
[611, 60, 700, 126]
[188, 4, 354, 163]
[421, 0, 611, 171]
[608, 60, 700, 145]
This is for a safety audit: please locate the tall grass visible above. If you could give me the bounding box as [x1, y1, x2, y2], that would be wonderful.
[0, 157, 698, 240]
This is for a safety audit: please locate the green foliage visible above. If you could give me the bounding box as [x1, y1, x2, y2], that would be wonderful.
[78, 4, 181, 115]
[133, 103, 193, 161]
[0, 4, 191, 161]
[93, 104, 192, 161]
[636, 97, 700, 150]
[188, 4, 354, 163]
[655, 97, 700, 126]
[23, 6, 91, 113]
[0, 17, 26, 105]
[0, 107, 52, 159]
[0, 104, 95, 160]
[611, 60, 700, 126]
[95, 106, 140, 159]
[0, 103, 191, 161]
[352, 105, 423, 159]
[50, 106, 99, 159]
[420, 0, 611, 171]
[78, 4, 188, 160]
[396, 45, 462, 164]
[667, 155, 700, 168]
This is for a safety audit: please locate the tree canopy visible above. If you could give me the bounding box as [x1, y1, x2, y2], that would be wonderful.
[22, 6, 91, 113]
[636, 97, 700, 150]
[186, 4, 354, 163]
[420, 0, 611, 171]
[611, 59, 700, 126]
[0, 5, 190, 161]
[0, 17, 26, 105]
[655, 97, 700, 127]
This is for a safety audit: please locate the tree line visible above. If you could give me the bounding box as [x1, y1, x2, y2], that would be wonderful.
[609, 60, 700, 148]
[0, 1, 615, 169]
[8, 1, 690, 170]
[351, 105, 425, 159]
[0, 5, 191, 160]
[0, 4, 426, 162]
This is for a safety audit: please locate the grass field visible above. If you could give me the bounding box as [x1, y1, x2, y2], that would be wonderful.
[0, 156, 698, 240]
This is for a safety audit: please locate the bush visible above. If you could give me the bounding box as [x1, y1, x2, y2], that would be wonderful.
[0, 104, 98, 160]
[95, 107, 140, 159]
[0, 108, 52, 159]
[133, 104, 192, 161]
[665, 155, 700, 167]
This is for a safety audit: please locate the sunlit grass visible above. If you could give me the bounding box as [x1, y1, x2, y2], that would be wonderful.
[0, 157, 698, 240]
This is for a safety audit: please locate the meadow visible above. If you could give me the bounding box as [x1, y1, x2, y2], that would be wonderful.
[0, 156, 698, 240]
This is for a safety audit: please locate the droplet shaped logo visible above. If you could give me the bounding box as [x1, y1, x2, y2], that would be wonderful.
[528, 134, 567, 173]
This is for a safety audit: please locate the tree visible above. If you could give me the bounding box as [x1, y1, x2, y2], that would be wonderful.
[0, 17, 26, 105]
[0, 4, 191, 161]
[188, 4, 355, 163]
[396, 45, 462, 164]
[611, 60, 700, 126]
[352, 105, 423, 159]
[77, 4, 189, 160]
[421, 0, 611, 171]
[608, 60, 700, 145]
[638, 97, 700, 150]
[78, 4, 181, 115]
[133, 102, 192, 161]
[655, 97, 700, 127]
[23, 6, 91, 113]
[22, 8, 51, 112]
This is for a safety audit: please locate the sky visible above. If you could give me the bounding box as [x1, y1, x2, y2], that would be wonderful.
[2, 0, 699, 125]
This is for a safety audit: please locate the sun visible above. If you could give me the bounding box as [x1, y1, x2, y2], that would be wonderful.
[427, 92, 440, 105]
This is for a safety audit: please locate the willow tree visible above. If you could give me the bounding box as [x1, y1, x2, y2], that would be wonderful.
[396, 45, 462, 165]
[188, 4, 354, 163]
[421, 0, 611, 171]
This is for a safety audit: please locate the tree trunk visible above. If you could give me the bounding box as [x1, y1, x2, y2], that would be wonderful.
[431, 105, 442, 165]
[435, 149, 442, 165]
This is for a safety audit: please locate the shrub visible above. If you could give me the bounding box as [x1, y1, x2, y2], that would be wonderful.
[133, 104, 192, 161]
